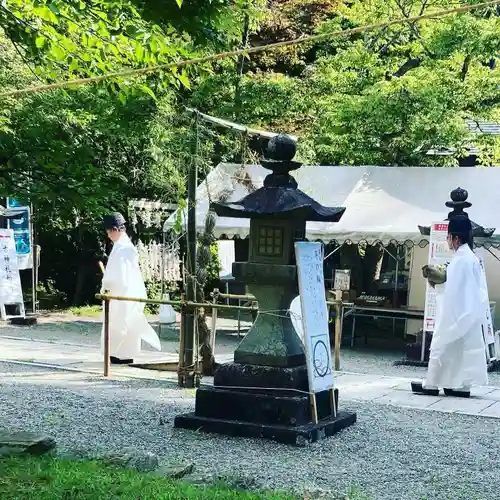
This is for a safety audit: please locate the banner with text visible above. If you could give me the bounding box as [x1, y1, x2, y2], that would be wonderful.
[0, 229, 24, 306]
[6, 198, 32, 270]
[295, 241, 334, 394]
[423, 222, 454, 332]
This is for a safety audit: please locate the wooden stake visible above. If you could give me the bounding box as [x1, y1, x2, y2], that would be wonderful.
[103, 299, 110, 377]
[334, 290, 342, 371]
[310, 393, 319, 424]
[210, 292, 218, 353]
[329, 388, 337, 418]
[178, 297, 186, 372]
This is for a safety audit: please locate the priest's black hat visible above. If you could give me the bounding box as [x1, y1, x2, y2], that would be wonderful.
[103, 212, 126, 230]
[448, 214, 472, 235]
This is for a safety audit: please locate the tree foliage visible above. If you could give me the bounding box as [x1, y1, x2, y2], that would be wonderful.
[1, 0, 500, 306]
[196, 0, 500, 166]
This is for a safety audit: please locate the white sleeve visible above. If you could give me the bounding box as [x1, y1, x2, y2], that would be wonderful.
[101, 250, 130, 294]
[440, 259, 481, 342]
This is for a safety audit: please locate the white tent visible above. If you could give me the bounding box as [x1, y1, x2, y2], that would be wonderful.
[164, 164, 500, 247]
[164, 164, 500, 326]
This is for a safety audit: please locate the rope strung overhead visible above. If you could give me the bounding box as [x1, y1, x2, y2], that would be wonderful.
[2, 0, 500, 98]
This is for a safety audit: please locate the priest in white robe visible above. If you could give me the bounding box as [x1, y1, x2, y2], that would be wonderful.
[101, 213, 161, 364]
[412, 215, 488, 398]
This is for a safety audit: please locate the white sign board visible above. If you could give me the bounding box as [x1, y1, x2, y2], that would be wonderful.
[423, 222, 454, 332]
[334, 269, 351, 291]
[475, 249, 496, 351]
[295, 242, 334, 394]
[0, 229, 24, 305]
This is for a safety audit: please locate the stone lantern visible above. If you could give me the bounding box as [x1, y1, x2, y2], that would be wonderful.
[418, 187, 495, 238]
[175, 134, 357, 445]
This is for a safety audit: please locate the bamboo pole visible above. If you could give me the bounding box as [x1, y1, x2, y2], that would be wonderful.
[216, 292, 256, 301]
[334, 290, 343, 371]
[210, 292, 217, 352]
[103, 299, 110, 377]
[95, 293, 258, 311]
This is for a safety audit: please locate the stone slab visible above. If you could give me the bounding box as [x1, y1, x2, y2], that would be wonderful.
[428, 397, 496, 415]
[483, 389, 500, 401]
[374, 390, 443, 409]
[479, 401, 500, 418]
[340, 386, 392, 402]
[0, 430, 56, 456]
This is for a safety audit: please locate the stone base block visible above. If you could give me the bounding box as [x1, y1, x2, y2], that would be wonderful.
[9, 315, 38, 326]
[193, 385, 339, 426]
[174, 411, 356, 447]
[174, 384, 355, 446]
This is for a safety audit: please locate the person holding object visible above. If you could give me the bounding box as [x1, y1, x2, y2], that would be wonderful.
[412, 214, 488, 398]
[101, 213, 161, 364]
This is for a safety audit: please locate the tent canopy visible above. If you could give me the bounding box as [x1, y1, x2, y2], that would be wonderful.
[164, 164, 500, 247]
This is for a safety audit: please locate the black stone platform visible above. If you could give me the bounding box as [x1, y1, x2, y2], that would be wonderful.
[175, 411, 356, 447]
[174, 364, 357, 446]
[9, 315, 37, 326]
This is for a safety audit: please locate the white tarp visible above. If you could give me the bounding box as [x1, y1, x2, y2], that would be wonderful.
[164, 164, 500, 246]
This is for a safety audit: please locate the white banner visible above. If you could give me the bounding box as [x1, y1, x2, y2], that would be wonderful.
[423, 222, 454, 332]
[475, 249, 495, 347]
[0, 229, 24, 305]
[295, 242, 334, 394]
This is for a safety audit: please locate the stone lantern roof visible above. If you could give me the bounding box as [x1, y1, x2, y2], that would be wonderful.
[211, 134, 345, 222]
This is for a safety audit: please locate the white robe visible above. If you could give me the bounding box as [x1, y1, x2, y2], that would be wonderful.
[100, 233, 161, 359]
[425, 244, 488, 390]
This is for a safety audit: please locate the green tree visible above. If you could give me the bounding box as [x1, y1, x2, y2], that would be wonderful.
[190, 0, 500, 166]
[308, 0, 500, 165]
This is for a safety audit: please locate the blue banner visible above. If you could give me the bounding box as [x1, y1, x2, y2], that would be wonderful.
[6, 198, 32, 269]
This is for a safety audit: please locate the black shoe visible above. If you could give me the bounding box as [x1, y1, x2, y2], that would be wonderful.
[110, 356, 134, 365]
[443, 388, 470, 398]
[411, 381, 439, 396]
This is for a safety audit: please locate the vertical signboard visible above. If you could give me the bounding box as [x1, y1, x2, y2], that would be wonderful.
[0, 229, 24, 319]
[423, 222, 454, 332]
[6, 198, 32, 270]
[295, 241, 334, 394]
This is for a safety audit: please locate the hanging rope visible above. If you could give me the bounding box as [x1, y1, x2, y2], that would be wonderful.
[2, 0, 499, 98]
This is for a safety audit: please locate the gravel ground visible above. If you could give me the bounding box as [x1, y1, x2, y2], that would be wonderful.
[1, 361, 500, 500]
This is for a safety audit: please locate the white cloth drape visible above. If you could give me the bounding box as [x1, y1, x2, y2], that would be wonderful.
[100, 233, 161, 359]
[425, 244, 488, 389]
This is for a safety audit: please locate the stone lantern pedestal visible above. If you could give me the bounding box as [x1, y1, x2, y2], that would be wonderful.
[174, 135, 357, 445]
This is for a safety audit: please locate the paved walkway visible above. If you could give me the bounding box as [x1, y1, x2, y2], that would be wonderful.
[1, 336, 500, 419]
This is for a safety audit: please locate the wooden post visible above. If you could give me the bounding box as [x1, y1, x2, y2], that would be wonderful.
[334, 290, 342, 371]
[310, 393, 319, 424]
[237, 298, 241, 338]
[178, 296, 186, 383]
[210, 290, 218, 352]
[103, 299, 110, 377]
[180, 115, 199, 388]
[329, 388, 337, 418]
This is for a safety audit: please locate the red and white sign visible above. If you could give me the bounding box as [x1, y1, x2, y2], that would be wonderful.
[423, 222, 454, 332]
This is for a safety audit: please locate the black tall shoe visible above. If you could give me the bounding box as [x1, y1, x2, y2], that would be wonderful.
[411, 381, 439, 396]
[110, 356, 134, 365]
[443, 388, 470, 398]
